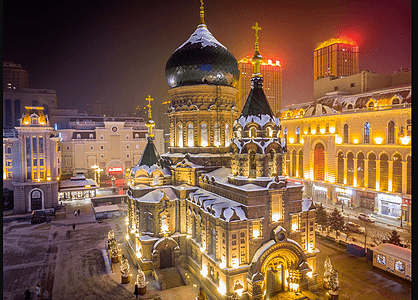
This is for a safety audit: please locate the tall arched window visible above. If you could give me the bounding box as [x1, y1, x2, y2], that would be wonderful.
[267, 127, 273, 138]
[211, 228, 216, 256]
[387, 121, 395, 144]
[249, 150, 256, 178]
[298, 150, 303, 178]
[407, 155, 411, 194]
[368, 153, 376, 189]
[337, 152, 344, 184]
[177, 123, 183, 147]
[201, 123, 208, 147]
[343, 124, 349, 143]
[225, 123, 230, 147]
[357, 153, 365, 187]
[284, 127, 287, 142]
[214, 123, 220, 146]
[346, 152, 354, 186]
[187, 123, 194, 147]
[364, 122, 370, 144]
[392, 154, 402, 193]
[296, 127, 300, 144]
[380, 153, 389, 191]
[250, 127, 257, 138]
[269, 149, 275, 176]
[291, 149, 296, 177]
[314, 143, 325, 181]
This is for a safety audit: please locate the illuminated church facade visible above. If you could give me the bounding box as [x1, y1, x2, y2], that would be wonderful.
[126, 4, 317, 299]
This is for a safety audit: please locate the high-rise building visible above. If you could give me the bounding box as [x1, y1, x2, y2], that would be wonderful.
[238, 57, 282, 116]
[313, 38, 359, 80]
[3, 61, 29, 91]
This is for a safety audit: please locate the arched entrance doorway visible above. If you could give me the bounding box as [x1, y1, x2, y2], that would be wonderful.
[29, 189, 43, 211]
[160, 248, 173, 269]
[314, 143, 325, 181]
[152, 237, 180, 270]
[247, 226, 313, 298]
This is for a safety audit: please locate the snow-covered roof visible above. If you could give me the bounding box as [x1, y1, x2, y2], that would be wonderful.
[94, 204, 120, 213]
[189, 189, 247, 221]
[130, 187, 178, 203]
[176, 26, 227, 51]
[235, 114, 280, 130]
[132, 164, 171, 177]
[373, 244, 411, 262]
[59, 178, 98, 190]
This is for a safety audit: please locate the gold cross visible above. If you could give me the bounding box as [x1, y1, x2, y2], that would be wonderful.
[252, 22, 262, 44]
[145, 95, 154, 120]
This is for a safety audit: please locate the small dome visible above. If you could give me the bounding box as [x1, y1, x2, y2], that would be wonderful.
[165, 26, 239, 88]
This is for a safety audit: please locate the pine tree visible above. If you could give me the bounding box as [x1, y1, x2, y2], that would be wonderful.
[327, 208, 345, 235]
[324, 256, 333, 278]
[316, 204, 328, 231]
[386, 229, 402, 246]
[197, 287, 207, 300]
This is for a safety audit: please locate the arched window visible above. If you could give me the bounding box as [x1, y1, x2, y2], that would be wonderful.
[214, 123, 220, 146]
[337, 152, 344, 184]
[380, 153, 389, 191]
[298, 150, 303, 178]
[89, 133, 94, 139]
[296, 127, 300, 144]
[343, 124, 349, 143]
[392, 154, 402, 193]
[225, 123, 230, 147]
[269, 149, 275, 176]
[146, 214, 153, 233]
[187, 123, 194, 147]
[357, 153, 365, 187]
[135, 133, 139, 139]
[291, 149, 296, 177]
[314, 143, 325, 181]
[250, 127, 257, 138]
[211, 228, 216, 256]
[347, 152, 354, 186]
[368, 101, 375, 108]
[236, 128, 242, 139]
[387, 121, 395, 144]
[267, 127, 273, 138]
[249, 150, 256, 178]
[347, 104, 353, 109]
[407, 155, 411, 194]
[368, 153, 376, 189]
[30, 189, 43, 211]
[364, 122, 370, 144]
[7, 147, 12, 154]
[392, 98, 400, 105]
[177, 123, 183, 147]
[76, 134, 81, 139]
[201, 123, 208, 147]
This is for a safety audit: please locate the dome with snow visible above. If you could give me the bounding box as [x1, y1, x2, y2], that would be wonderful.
[165, 25, 239, 88]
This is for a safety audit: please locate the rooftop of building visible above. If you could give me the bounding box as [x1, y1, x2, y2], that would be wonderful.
[314, 37, 357, 51]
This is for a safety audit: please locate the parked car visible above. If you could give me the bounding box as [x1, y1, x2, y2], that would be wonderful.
[358, 213, 375, 223]
[345, 222, 365, 234]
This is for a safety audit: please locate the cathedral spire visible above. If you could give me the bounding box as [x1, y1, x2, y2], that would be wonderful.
[198, 0, 206, 28]
[145, 95, 155, 138]
[251, 22, 263, 78]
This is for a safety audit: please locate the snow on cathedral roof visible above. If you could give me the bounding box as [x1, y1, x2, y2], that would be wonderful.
[189, 189, 247, 221]
[129, 187, 178, 203]
[176, 26, 227, 51]
[235, 114, 280, 130]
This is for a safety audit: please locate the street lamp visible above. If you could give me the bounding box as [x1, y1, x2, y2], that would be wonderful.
[91, 165, 99, 183]
[96, 168, 103, 186]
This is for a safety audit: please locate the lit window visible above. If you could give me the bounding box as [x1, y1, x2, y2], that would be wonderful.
[177, 123, 183, 147]
[187, 123, 194, 147]
[377, 254, 386, 265]
[214, 123, 220, 146]
[395, 261, 405, 273]
[225, 123, 230, 147]
[201, 123, 208, 147]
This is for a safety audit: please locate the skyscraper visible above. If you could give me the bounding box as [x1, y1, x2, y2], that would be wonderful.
[3, 61, 29, 91]
[238, 57, 282, 116]
[313, 38, 359, 80]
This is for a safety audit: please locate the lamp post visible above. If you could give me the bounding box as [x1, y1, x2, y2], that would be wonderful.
[96, 168, 103, 186]
[91, 165, 99, 183]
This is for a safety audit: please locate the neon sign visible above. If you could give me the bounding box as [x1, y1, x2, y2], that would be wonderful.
[108, 167, 123, 172]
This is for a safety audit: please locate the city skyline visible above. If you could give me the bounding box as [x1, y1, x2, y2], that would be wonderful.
[4, 0, 411, 117]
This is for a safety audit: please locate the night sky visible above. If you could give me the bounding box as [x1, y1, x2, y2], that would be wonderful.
[4, 0, 411, 123]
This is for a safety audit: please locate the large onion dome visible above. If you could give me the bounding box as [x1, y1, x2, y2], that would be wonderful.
[165, 25, 239, 88]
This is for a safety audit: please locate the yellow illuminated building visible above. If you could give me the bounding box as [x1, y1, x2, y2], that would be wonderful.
[238, 57, 283, 116]
[280, 85, 411, 227]
[314, 37, 359, 80]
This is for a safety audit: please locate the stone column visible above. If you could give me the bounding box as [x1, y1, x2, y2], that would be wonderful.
[401, 161, 408, 194]
[343, 157, 347, 185]
[376, 160, 380, 191]
[353, 158, 358, 187]
[388, 160, 393, 192]
[364, 159, 369, 188]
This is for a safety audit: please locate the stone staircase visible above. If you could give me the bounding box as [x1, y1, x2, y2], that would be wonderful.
[159, 267, 185, 289]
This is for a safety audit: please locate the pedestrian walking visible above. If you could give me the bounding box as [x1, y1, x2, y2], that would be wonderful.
[73, 223, 75, 230]
[77, 209, 80, 215]
[24, 289, 31, 300]
[74, 210, 77, 216]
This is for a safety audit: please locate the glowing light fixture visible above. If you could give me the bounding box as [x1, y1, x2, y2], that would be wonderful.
[329, 127, 336, 134]
[300, 138, 304, 144]
[125, 233, 130, 240]
[218, 280, 227, 295]
[400, 135, 411, 145]
[272, 212, 280, 222]
[374, 137, 383, 145]
[320, 128, 325, 134]
[200, 263, 208, 277]
[353, 138, 359, 144]
[311, 129, 316, 135]
[335, 136, 342, 144]
[288, 137, 294, 144]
